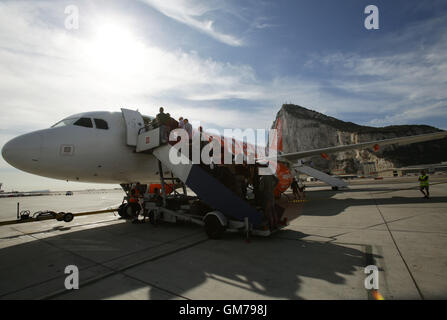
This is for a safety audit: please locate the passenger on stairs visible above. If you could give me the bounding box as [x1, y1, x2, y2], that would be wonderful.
[184, 118, 193, 139]
[156, 107, 169, 143]
[166, 113, 179, 132]
[178, 117, 185, 129]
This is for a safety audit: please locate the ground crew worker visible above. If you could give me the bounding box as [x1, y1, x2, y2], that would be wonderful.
[290, 178, 304, 200]
[151, 188, 163, 206]
[129, 183, 142, 220]
[298, 179, 306, 199]
[259, 171, 279, 230]
[291, 178, 300, 200]
[166, 113, 179, 139]
[419, 170, 430, 199]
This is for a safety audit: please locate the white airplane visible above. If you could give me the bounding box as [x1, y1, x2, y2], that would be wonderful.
[2, 108, 447, 194]
[2, 110, 160, 184]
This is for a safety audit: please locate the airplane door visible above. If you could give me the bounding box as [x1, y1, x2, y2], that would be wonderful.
[121, 108, 145, 146]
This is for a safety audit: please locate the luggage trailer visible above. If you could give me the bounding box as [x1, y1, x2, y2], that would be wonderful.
[119, 169, 283, 240]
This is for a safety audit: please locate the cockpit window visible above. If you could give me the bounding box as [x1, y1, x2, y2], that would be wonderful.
[73, 117, 93, 128]
[51, 118, 77, 128]
[94, 118, 109, 130]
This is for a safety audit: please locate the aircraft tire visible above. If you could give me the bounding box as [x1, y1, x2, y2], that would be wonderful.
[204, 214, 225, 239]
[118, 204, 130, 219]
[63, 212, 74, 223]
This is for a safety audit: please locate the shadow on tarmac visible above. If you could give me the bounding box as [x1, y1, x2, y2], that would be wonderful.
[0, 219, 380, 300]
[281, 189, 447, 218]
[3, 186, 446, 299]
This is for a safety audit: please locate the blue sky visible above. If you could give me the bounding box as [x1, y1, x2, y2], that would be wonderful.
[0, 0, 446, 190]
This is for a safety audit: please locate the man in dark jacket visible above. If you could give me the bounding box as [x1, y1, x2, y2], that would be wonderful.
[291, 178, 299, 200]
[156, 107, 168, 126]
[156, 107, 170, 143]
[260, 173, 279, 230]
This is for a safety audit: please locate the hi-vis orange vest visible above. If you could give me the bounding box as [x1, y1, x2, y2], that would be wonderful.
[129, 188, 140, 203]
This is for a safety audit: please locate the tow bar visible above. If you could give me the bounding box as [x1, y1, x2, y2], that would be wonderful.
[0, 203, 118, 227]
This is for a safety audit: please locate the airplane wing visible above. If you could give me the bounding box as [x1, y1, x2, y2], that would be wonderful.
[273, 131, 447, 164]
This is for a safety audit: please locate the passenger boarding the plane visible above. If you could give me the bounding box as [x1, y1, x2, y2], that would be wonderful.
[197, 126, 207, 150]
[178, 117, 185, 129]
[184, 118, 192, 139]
[156, 107, 170, 143]
[166, 113, 179, 132]
[156, 107, 168, 125]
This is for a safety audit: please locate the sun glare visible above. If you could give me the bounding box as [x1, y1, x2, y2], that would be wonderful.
[85, 20, 145, 74]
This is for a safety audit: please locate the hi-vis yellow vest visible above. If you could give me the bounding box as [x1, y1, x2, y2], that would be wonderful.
[419, 175, 429, 187]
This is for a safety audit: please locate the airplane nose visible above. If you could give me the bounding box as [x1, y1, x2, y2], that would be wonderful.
[2, 133, 43, 172]
[1, 142, 10, 162]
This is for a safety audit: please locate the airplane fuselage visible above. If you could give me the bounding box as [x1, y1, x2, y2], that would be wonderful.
[2, 111, 161, 184]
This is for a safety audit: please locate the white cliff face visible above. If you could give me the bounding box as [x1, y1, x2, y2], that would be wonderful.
[274, 104, 446, 174]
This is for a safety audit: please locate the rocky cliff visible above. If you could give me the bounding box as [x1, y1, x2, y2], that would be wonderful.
[272, 104, 447, 174]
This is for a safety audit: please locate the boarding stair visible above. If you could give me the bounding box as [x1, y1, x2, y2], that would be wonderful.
[134, 125, 265, 227]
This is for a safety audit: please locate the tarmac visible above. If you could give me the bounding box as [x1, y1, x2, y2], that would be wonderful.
[0, 177, 446, 300]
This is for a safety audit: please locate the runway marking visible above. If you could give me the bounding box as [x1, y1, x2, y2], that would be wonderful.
[328, 213, 438, 239]
[369, 192, 425, 300]
[274, 234, 380, 300]
[364, 245, 386, 300]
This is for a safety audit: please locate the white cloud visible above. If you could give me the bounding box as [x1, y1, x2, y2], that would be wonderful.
[0, 2, 254, 134]
[0, 1, 319, 136]
[138, 0, 243, 46]
[302, 13, 447, 127]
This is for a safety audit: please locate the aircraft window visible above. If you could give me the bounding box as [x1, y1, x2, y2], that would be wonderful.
[51, 118, 77, 128]
[94, 119, 109, 130]
[73, 118, 93, 128]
